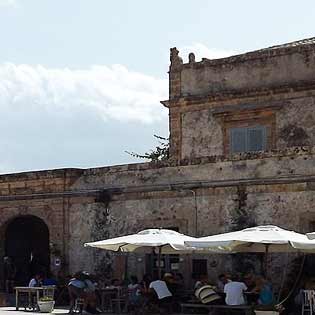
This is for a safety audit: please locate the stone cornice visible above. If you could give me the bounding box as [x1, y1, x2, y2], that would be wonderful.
[0, 173, 315, 202]
[0, 168, 83, 182]
[166, 80, 315, 108]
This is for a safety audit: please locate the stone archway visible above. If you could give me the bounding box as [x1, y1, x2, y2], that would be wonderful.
[5, 215, 50, 286]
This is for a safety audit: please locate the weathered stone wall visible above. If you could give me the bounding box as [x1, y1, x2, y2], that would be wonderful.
[180, 47, 315, 97]
[180, 93, 315, 160]
[166, 42, 315, 164]
[68, 147, 315, 286]
[277, 96, 315, 148]
[181, 109, 223, 158]
[0, 169, 82, 283]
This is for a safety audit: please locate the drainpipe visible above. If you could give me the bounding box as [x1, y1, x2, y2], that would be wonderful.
[176, 189, 198, 237]
[188, 189, 198, 237]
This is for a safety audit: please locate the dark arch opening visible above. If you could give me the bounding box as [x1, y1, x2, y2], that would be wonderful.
[5, 215, 50, 286]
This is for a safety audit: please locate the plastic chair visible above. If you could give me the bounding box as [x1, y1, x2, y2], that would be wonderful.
[302, 290, 315, 315]
[111, 287, 129, 314]
[69, 297, 84, 314]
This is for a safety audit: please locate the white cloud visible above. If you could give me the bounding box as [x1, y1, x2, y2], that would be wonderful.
[179, 43, 238, 62]
[0, 0, 18, 8]
[0, 63, 168, 124]
[0, 62, 169, 173]
[0, 42, 237, 173]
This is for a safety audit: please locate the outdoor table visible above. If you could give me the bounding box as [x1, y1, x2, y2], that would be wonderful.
[14, 286, 56, 311]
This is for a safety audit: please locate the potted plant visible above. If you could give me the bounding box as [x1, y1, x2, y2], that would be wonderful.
[37, 296, 55, 313]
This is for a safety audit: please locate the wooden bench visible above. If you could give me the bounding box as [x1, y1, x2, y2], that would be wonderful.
[180, 302, 253, 315]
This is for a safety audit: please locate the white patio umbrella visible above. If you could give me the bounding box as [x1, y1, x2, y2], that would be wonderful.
[84, 228, 200, 278]
[185, 224, 315, 301]
[185, 225, 315, 307]
[85, 228, 198, 253]
[185, 225, 315, 253]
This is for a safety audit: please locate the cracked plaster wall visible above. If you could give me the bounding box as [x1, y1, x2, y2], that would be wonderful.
[181, 95, 315, 160]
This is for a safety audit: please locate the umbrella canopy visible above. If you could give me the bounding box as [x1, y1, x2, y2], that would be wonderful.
[306, 232, 315, 240]
[185, 225, 315, 253]
[85, 228, 199, 254]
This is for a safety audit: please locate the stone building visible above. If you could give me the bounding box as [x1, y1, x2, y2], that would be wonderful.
[1, 37, 315, 288]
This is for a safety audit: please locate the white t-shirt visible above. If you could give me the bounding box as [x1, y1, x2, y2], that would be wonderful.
[29, 278, 38, 287]
[149, 280, 172, 300]
[224, 281, 247, 305]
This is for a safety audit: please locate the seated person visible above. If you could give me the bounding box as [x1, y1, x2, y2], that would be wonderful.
[137, 274, 152, 308]
[224, 274, 247, 305]
[27, 273, 44, 309]
[243, 273, 256, 292]
[42, 272, 58, 286]
[68, 271, 99, 314]
[217, 273, 231, 293]
[252, 276, 274, 305]
[139, 274, 152, 295]
[149, 275, 173, 305]
[128, 275, 142, 307]
[173, 273, 185, 297]
[174, 273, 184, 286]
[108, 278, 121, 289]
[194, 274, 209, 290]
[195, 284, 222, 305]
[163, 273, 177, 295]
[29, 273, 43, 287]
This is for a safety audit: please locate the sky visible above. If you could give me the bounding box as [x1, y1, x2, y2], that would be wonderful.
[0, 0, 315, 174]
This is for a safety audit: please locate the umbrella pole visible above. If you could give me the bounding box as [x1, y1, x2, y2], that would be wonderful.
[124, 253, 129, 282]
[158, 246, 162, 279]
[264, 244, 269, 278]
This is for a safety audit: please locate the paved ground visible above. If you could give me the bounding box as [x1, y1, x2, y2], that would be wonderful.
[0, 307, 70, 314]
[0, 307, 180, 315]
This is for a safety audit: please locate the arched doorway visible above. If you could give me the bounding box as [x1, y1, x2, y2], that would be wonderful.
[5, 215, 50, 286]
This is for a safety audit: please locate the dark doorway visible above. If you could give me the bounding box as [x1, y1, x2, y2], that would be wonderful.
[5, 215, 50, 286]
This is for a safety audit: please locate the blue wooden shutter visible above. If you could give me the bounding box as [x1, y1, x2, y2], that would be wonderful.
[230, 127, 246, 153]
[247, 126, 266, 152]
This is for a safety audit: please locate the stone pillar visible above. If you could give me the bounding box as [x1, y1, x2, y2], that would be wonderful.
[168, 48, 183, 164]
[169, 47, 183, 99]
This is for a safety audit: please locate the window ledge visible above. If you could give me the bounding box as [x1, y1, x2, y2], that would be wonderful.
[212, 102, 283, 117]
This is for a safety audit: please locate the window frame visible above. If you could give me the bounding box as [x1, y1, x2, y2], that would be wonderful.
[229, 125, 267, 154]
[216, 108, 276, 155]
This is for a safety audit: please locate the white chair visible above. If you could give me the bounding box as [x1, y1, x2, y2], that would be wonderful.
[302, 290, 315, 315]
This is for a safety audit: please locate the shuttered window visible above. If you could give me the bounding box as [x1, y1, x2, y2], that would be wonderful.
[230, 126, 266, 153]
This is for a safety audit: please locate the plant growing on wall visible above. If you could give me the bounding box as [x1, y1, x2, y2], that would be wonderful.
[231, 186, 256, 231]
[91, 193, 117, 280]
[125, 135, 169, 162]
[230, 186, 260, 275]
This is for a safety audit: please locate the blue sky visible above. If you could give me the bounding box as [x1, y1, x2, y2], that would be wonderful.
[0, 0, 314, 173]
